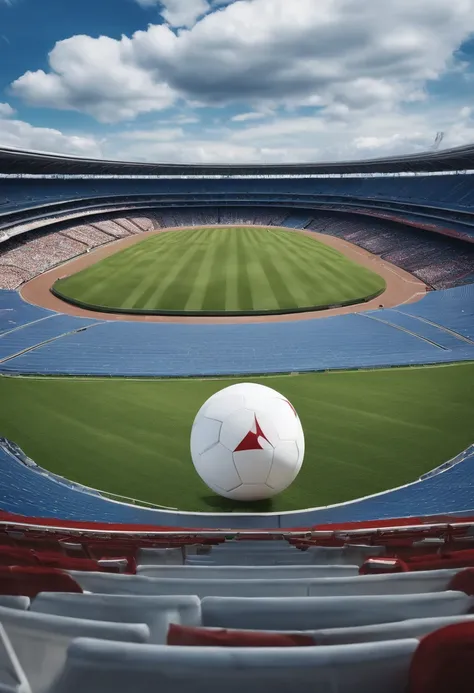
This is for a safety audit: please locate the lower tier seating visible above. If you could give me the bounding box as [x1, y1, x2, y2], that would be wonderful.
[1, 530, 474, 691]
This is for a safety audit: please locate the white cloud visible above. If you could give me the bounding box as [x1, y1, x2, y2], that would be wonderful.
[231, 112, 268, 122]
[101, 102, 474, 164]
[135, 0, 210, 27]
[117, 127, 184, 141]
[0, 102, 15, 117]
[11, 35, 175, 123]
[460, 105, 473, 119]
[4, 99, 474, 165]
[0, 116, 103, 158]
[11, 0, 474, 126]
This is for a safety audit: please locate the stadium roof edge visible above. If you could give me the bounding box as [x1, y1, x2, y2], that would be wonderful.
[1, 143, 474, 176]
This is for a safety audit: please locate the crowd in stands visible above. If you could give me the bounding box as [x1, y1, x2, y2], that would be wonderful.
[307, 213, 474, 289]
[0, 214, 159, 290]
[1, 207, 473, 291]
[1, 522, 474, 691]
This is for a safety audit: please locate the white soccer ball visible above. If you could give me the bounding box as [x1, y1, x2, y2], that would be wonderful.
[190, 383, 305, 501]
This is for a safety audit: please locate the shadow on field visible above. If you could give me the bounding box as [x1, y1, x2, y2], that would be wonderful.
[201, 494, 274, 513]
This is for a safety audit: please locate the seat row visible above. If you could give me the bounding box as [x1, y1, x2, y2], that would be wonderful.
[1, 587, 474, 693]
[1, 535, 474, 693]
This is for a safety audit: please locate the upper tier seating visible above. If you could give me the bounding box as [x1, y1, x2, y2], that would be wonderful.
[1, 175, 474, 211]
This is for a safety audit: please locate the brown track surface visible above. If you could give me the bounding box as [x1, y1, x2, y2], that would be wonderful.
[20, 226, 427, 324]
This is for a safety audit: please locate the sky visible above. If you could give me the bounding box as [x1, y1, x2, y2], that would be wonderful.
[1, 0, 474, 164]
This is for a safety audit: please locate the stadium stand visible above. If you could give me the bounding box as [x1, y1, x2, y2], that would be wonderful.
[1, 285, 473, 376]
[1, 437, 474, 526]
[307, 213, 474, 289]
[2, 533, 474, 691]
[0, 214, 160, 290]
[2, 208, 472, 291]
[2, 174, 474, 210]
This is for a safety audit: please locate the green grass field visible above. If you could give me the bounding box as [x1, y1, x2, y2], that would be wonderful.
[54, 227, 385, 314]
[0, 363, 472, 513]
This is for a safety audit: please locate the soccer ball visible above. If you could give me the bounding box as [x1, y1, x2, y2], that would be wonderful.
[190, 383, 305, 501]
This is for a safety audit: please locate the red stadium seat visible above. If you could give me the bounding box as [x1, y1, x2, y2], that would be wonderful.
[0, 546, 37, 567]
[409, 621, 474, 693]
[0, 566, 82, 597]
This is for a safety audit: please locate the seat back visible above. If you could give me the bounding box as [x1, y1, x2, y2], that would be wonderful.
[0, 567, 82, 597]
[304, 545, 385, 566]
[187, 554, 314, 566]
[0, 605, 150, 693]
[137, 565, 359, 579]
[48, 637, 419, 693]
[31, 593, 201, 644]
[307, 568, 466, 597]
[68, 571, 313, 597]
[309, 614, 474, 645]
[0, 597, 30, 610]
[202, 591, 472, 630]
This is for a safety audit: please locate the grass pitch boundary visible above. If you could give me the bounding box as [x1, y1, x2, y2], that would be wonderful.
[21, 225, 426, 324]
[50, 282, 385, 317]
[51, 226, 386, 317]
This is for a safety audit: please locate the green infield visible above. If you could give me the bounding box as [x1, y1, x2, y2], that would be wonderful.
[0, 363, 472, 513]
[53, 227, 385, 315]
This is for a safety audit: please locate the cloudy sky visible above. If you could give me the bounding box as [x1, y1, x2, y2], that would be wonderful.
[1, 0, 474, 163]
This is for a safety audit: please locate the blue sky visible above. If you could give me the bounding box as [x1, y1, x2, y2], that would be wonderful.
[1, 0, 474, 163]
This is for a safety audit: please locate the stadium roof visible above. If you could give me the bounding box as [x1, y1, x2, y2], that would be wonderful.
[1, 143, 474, 176]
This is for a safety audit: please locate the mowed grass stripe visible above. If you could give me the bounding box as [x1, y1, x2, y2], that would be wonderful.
[268, 232, 339, 306]
[270, 231, 384, 305]
[128, 237, 197, 309]
[254, 231, 304, 309]
[224, 229, 240, 311]
[264, 232, 321, 308]
[152, 228, 221, 310]
[55, 226, 386, 314]
[236, 229, 254, 310]
[242, 227, 281, 311]
[141, 240, 205, 310]
[200, 229, 230, 311]
[183, 229, 222, 311]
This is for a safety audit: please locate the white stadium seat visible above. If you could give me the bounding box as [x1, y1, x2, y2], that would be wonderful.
[306, 613, 474, 645]
[47, 636, 419, 693]
[70, 572, 318, 597]
[201, 591, 473, 630]
[185, 556, 317, 565]
[0, 605, 150, 693]
[303, 545, 386, 566]
[30, 593, 201, 644]
[306, 568, 467, 596]
[0, 597, 30, 611]
[136, 564, 359, 579]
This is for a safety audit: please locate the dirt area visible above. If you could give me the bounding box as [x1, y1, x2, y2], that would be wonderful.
[20, 226, 427, 324]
